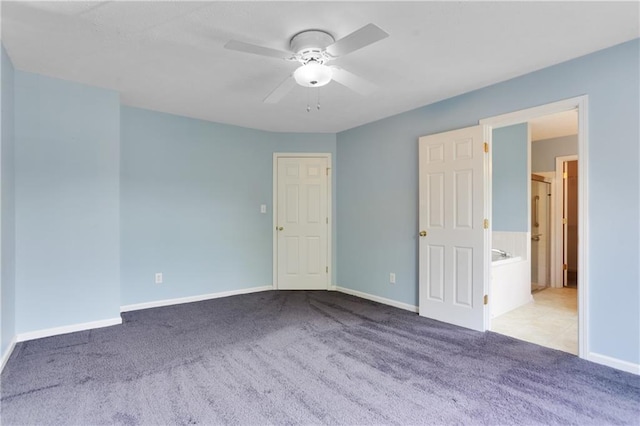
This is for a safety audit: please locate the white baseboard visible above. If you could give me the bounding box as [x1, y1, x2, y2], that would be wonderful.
[335, 286, 418, 313]
[1, 336, 17, 373]
[587, 351, 640, 375]
[16, 317, 123, 343]
[120, 285, 274, 313]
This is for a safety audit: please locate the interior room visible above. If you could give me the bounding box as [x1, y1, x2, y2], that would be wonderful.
[1, 2, 639, 424]
[490, 111, 580, 355]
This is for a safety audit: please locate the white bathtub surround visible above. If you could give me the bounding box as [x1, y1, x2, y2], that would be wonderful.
[492, 232, 527, 259]
[492, 255, 524, 266]
[491, 258, 532, 318]
[491, 232, 531, 318]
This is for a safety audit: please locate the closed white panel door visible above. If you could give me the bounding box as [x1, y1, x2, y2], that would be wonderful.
[276, 157, 328, 290]
[418, 125, 489, 331]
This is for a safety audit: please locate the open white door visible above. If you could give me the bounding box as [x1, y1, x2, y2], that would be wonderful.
[418, 125, 490, 331]
[275, 156, 329, 290]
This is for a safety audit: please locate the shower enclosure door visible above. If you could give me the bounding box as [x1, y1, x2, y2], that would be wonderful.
[531, 177, 551, 291]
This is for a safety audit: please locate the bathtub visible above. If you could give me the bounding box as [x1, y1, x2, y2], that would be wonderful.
[491, 250, 531, 318]
[492, 251, 523, 265]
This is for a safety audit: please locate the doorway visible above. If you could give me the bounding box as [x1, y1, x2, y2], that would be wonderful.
[562, 159, 579, 288]
[272, 153, 331, 290]
[490, 110, 579, 354]
[479, 96, 587, 358]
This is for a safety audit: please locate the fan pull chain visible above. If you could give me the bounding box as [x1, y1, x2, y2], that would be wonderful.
[305, 88, 323, 112]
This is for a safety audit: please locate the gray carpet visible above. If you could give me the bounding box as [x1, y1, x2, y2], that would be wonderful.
[1, 290, 639, 425]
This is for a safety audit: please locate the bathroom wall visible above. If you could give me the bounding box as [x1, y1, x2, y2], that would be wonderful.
[531, 135, 577, 173]
[492, 123, 528, 232]
[491, 123, 531, 318]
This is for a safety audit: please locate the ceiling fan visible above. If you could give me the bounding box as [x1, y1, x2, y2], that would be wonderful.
[224, 24, 389, 104]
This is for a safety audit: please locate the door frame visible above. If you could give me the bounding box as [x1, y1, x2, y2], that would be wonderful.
[554, 155, 578, 288]
[272, 153, 332, 290]
[479, 95, 589, 359]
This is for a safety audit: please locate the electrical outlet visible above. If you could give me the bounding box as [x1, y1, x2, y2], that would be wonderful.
[260, 204, 267, 214]
[390, 273, 396, 284]
[155, 273, 163, 284]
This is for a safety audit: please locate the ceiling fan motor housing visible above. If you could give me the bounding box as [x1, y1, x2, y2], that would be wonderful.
[290, 30, 335, 64]
[290, 30, 335, 88]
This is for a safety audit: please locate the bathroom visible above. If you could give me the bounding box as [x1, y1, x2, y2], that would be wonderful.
[489, 110, 579, 354]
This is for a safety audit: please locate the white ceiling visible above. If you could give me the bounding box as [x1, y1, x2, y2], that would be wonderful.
[2, 1, 638, 133]
[531, 110, 578, 142]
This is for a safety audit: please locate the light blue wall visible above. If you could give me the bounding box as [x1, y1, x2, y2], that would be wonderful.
[337, 39, 639, 364]
[3, 38, 638, 367]
[14, 71, 121, 333]
[532, 135, 578, 172]
[336, 116, 418, 304]
[1, 46, 16, 356]
[492, 123, 528, 232]
[120, 106, 336, 305]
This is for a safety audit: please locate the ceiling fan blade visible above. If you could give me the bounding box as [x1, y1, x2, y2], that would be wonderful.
[330, 67, 377, 96]
[264, 75, 297, 103]
[224, 40, 293, 60]
[325, 23, 389, 57]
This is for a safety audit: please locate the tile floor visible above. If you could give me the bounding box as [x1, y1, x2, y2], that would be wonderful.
[491, 287, 578, 355]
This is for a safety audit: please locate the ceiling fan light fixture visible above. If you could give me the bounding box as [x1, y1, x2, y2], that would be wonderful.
[294, 62, 332, 88]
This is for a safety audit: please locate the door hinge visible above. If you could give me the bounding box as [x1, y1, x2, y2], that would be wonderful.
[483, 219, 489, 229]
[326, 266, 329, 273]
[483, 295, 488, 305]
[563, 172, 568, 179]
[326, 167, 331, 176]
[563, 264, 568, 271]
[483, 142, 489, 153]
[562, 217, 567, 225]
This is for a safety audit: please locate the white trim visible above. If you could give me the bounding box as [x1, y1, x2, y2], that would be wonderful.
[272, 153, 332, 291]
[576, 97, 589, 360]
[120, 285, 273, 313]
[16, 317, 122, 342]
[336, 286, 418, 313]
[527, 122, 533, 262]
[554, 155, 578, 288]
[479, 97, 584, 129]
[0, 336, 17, 373]
[587, 352, 640, 375]
[479, 95, 589, 359]
[482, 125, 492, 331]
